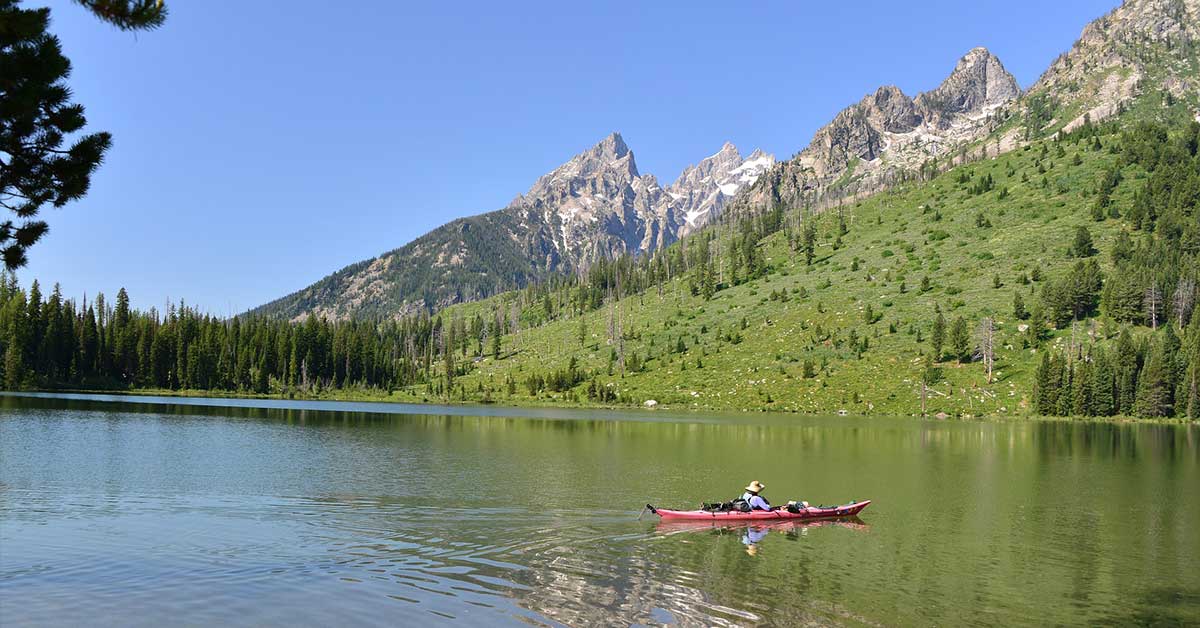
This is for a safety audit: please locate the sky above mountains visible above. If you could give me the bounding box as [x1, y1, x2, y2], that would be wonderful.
[26, 0, 1119, 313]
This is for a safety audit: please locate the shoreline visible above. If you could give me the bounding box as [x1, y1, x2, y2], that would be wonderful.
[4, 387, 1194, 425]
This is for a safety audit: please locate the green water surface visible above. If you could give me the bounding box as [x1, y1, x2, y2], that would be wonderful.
[1, 393, 1196, 626]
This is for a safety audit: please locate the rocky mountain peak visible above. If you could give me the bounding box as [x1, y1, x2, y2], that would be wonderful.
[257, 0, 1200, 323]
[595, 131, 631, 161]
[524, 132, 641, 201]
[666, 142, 775, 232]
[866, 85, 922, 132]
[915, 47, 1020, 128]
[736, 48, 1020, 212]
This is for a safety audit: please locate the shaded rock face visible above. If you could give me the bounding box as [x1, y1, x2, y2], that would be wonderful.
[873, 86, 923, 132]
[253, 134, 773, 320]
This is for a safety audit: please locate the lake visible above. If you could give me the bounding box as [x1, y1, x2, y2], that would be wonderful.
[1, 393, 1197, 626]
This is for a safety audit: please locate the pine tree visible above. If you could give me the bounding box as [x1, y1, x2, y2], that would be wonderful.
[25, 280, 42, 366]
[1135, 340, 1173, 417]
[1091, 349, 1115, 416]
[1071, 359, 1092, 416]
[1184, 314, 1200, 419]
[0, 1, 163, 269]
[802, 223, 816, 266]
[1071, 226, 1095, 258]
[1035, 352, 1059, 415]
[1117, 356, 1140, 416]
[1055, 360, 1074, 416]
[949, 316, 970, 363]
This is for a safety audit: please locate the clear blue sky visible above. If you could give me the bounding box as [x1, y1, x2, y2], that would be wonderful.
[24, 0, 1117, 314]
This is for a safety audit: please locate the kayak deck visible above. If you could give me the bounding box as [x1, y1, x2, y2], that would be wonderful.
[651, 500, 870, 521]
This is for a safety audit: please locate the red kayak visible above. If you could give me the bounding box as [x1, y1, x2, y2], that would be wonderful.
[648, 500, 871, 521]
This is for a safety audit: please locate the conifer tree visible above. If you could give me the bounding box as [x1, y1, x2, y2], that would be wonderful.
[949, 316, 970, 363]
[931, 310, 946, 360]
[1071, 359, 1092, 416]
[1184, 315, 1200, 419]
[802, 223, 816, 266]
[1135, 340, 1173, 417]
[1091, 349, 1116, 417]
[1055, 359, 1074, 416]
[0, 1, 164, 269]
[1070, 225, 1099, 258]
[1034, 352, 1055, 414]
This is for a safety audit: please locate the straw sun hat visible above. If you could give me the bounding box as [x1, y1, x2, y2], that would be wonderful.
[745, 480, 765, 493]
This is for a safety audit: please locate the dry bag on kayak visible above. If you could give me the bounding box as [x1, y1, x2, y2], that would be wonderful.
[700, 500, 752, 513]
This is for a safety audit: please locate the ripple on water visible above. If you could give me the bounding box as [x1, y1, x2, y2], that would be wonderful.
[2, 491, 777, 626]
[4, 399, 1198, 626]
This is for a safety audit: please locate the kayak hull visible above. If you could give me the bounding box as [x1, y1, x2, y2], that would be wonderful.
[652, 500, 870, 521]
[656, 516, 869, 535]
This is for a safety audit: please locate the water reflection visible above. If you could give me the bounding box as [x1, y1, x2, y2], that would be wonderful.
[1, 393, 1197, 626]
[656, 517, 870, 557]
[655, 517, 869, 538]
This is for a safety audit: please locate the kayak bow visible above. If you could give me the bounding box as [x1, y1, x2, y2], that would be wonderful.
[648, 500, 871, 521]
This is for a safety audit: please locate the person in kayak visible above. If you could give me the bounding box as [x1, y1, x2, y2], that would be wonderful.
[741, 481, 773, 511]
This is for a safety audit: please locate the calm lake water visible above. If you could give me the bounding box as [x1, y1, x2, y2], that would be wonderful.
[1, 393, 1197, 626]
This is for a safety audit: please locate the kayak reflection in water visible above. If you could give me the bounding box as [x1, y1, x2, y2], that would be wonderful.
[742, 526, 768, 555]
[655, 517, 869, 537]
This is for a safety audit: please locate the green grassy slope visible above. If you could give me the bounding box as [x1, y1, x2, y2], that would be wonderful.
[376, 126, 1155, 417]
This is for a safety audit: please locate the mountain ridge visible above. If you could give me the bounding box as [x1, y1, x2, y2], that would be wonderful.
[254, 0, 1200, 322]
[734, 0, 1200, 216]
[252, 134, 773, 320]
[733, 46, 1022, 213]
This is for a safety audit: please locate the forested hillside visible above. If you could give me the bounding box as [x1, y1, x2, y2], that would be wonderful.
[5, 117, 1197, 419]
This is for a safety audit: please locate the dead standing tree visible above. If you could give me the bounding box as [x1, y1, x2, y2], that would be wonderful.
[1172, 277, 1196, 331]
[1144, 285, 1163, 330]
[974, 317, 997, 384]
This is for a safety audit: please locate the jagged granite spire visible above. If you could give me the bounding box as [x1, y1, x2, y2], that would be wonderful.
[916, 47, 1020, 129]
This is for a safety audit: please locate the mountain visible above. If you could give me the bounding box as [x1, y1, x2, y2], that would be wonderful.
[734, 47, 1021, 212]
[737, 0, 1200, 214]
[387, 113, 1199, 417]
[1024, 0, 1200, 134]
[257, 0, 1198, 322]
[253, 135, 773, 320]
[666, 143, 775, 235]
